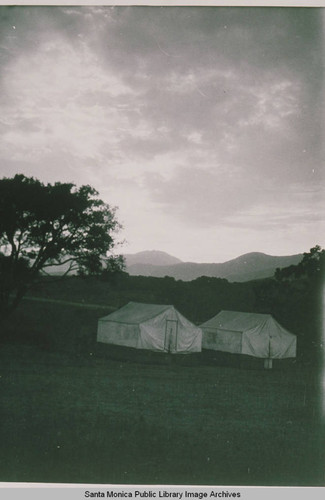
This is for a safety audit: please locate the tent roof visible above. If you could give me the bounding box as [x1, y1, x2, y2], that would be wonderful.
[201, 310, 274, 332]
[99, 301, 173, 324]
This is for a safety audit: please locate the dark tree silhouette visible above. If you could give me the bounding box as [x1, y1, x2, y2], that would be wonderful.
[275, 245, 324, 282]
[0, 174, 124, 319]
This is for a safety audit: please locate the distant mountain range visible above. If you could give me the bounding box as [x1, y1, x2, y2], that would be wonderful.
[124, 250, 303, 282]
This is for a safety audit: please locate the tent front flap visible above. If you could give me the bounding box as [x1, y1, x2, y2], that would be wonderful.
[173, 309, 202, 353]
[139, 308, 202, 353]
[241, 316, 297, 358]
[138, 310, 173, 351]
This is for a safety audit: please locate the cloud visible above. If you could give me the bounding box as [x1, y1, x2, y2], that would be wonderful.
[0, 32, 152, 170]
[144, 165, 324, 230]
[0, 6, 323, 260]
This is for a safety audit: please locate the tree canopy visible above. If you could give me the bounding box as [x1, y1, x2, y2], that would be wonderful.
[0, 174, 124, 317]
[274, 245, 324, 282]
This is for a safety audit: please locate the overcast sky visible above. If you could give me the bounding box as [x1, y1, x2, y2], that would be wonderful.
[0, 6, 324, 262]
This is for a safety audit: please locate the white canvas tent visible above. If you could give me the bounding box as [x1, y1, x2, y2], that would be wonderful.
[201, 310, 296, 361]
[97, 302, 202, 354]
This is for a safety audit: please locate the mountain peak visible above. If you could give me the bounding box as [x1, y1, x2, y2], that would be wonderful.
[124, 250, 182, 267]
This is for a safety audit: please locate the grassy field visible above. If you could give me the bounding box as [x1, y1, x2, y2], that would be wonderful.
[0, 298, 324, 486]
[1, 345, 324, 485]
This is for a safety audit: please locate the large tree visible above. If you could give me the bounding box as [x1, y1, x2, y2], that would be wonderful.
[0, 174, 124, 318]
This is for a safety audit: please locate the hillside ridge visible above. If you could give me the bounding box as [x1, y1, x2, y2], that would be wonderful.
[124, 251, 303, 282]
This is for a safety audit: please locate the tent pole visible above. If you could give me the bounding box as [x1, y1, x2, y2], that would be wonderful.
[265, 337, 272, 370]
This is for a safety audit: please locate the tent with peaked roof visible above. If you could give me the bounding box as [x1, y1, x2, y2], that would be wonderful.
[200, 310, 296, 359]
[97, 302, 202, 354]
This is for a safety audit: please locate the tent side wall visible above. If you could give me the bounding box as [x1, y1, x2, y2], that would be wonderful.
[98, 305, 202, 354]
[202, 313, 297, 360]
[175, 326, 202, 353]
[97, 320, 140, 348]
[202, 327, 242, 354]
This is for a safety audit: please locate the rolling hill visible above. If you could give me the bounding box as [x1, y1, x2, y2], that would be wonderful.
[125, 251, 303, 282]
[124, 250, 182, 267]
